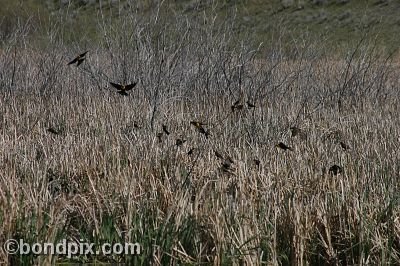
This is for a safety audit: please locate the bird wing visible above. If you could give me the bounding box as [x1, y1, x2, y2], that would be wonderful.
[124, 82, 137, 91]
[67, 57, 78, 65]
[76, 58, 85, 66]
[80, 51, 88, 57]
[110, 82, 123, 90]
[117, 90, 129, 96]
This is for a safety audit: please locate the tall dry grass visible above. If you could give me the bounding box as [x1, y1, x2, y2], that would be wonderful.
[1, 3, 400, 265]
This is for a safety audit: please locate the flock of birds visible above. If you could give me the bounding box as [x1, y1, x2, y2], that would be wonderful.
[62, 51, 345, 176]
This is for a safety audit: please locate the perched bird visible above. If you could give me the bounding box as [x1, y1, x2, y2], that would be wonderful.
[290, 126, 307, 140]
[190, 121, 210, 138]
[225, 156, 234, 165]
[340, 141, 350, 151]
[329, 165, 343, 175]
[175, 138, 186, 147]
[254, 159, 261, 167]
[221, 157, 234, 173]
[187, 148, 195, 155]
[156, 132, 163, 143]
[47, 127, 61, 135]
[67, 51, 88, 66]
[109, 82, 137, 96]
[190, 189, 196, 203]
[290, 127, 301, 137]
[162, 124, 170, 135]
[198, 127, 210, 138]
[276, 142, 293, 151]
[247, 101, 256, 108]
[133, 121, 141, 129]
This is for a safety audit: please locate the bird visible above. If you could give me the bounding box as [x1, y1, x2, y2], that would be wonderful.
[254, 159, 261, 167]
[214, 150, 224, 160]
[290, 126, 307, 140]
[225, 156, 234, 165]
[232, 99, 240, 106]
[187, 148, 195, 155]
[156, 132, 163, 143]
[109, 82, 137, 96]
[247, 101, 256, 108]
[276, 142, 293, 151]
[290, 127, 301, 137]
[231, 100, 244, 112]
[133, 121, 141, 129]
[175, 138, 186, 147]
[47, 127, 61, 135]
[190, 121, 210, 138]
[162, 124, 170, 135]
[340, 141, 350, 151]
[190, 121, 206, 128]
[221, 157, 234, 173]
[67, 51, 88, 66]
[329, 165, 343, 175]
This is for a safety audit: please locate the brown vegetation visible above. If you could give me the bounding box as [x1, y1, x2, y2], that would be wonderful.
[1, 8, 400, 265]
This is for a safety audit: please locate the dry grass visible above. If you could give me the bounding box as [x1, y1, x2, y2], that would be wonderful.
[1, 9, 400, 265]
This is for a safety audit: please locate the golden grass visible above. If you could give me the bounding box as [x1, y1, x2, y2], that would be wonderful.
[1, 46, 400, 265]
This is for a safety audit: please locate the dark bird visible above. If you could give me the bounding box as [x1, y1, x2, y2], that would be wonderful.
[247, 101, 256, 108]
[47, 127, 61, 135]
[340, 141, 350, 151]
[109, 82, 137, 96]
[214, 150, 224, 160]
[254, 159, 261, 167]
[221, 157, 234, 173]
[190, 121, 207, 128]
[156, 132, 163, 143]
[231, 100, 244, 112]
[276, 142, 293, 151]
[198, 127, 210, 138]
[190, 121, 210, 138]
[290, 127, 301, 137]
[67, 51, 88, 66]
[162, 124, 170, 135]
[329, 164, 343, 175]
[187, 148, 195, 155]
[290, 126, 307, 139]
[175, 138, 186, 147]
[133, 121, 141, 129]
[225, 156, 234, 165]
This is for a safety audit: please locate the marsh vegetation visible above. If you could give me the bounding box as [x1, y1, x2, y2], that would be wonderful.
[1, 1, 400, 265]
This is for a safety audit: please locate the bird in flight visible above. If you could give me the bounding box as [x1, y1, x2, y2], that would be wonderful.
[231, 100, 244, 112]
[67, 51, 88, 66]
[190, 121, 210, 138]
[276, 142, 293, 151]
[47, 127, 61, 135]
[246, 100, 256, 108]
[109, 82, 137, 96]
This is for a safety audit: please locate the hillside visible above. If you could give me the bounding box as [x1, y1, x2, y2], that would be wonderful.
[0, 0, 399, 53]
